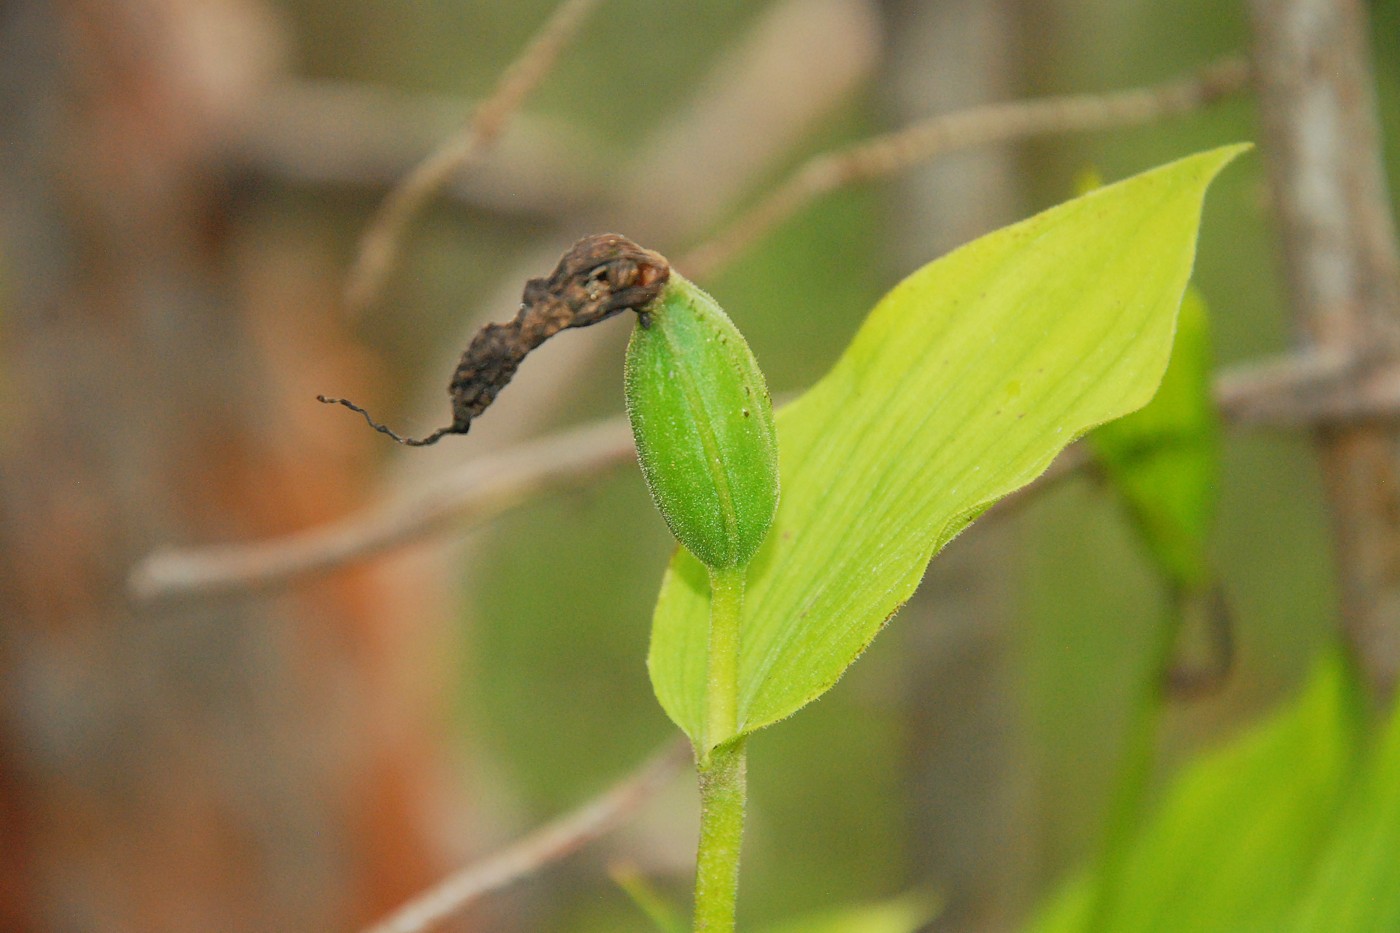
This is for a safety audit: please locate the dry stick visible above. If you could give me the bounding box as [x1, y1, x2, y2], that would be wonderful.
[343, 0, 602, 315]
[130, 417, 638, 601]
[364, 739, 692, 933]
[680, 56, 1249, 279]
[1249, 0, 1400, 697]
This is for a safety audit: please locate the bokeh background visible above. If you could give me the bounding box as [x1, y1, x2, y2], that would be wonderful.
[2, 0, 1398, 930]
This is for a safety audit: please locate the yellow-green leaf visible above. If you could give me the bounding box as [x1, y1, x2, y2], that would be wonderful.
[648, 145, 1248, 743]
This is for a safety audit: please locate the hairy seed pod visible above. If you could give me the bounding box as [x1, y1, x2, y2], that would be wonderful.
[624, 274, 779, 569]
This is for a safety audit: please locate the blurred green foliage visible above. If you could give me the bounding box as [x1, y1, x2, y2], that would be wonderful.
[1029, 655, 1363, 932]
[1029, 643, 1400, 931]
[1090, 286, 1219, 595]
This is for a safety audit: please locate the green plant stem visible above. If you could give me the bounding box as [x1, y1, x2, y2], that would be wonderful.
[693, 564, 748, 932]
[693, 738, 746, 933]
[612, 863, 686, 933]
[1083, 591, 1183, 933]
[704, 565, 746, 750]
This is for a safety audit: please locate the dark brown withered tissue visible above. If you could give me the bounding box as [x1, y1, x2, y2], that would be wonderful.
[319, 233, 671, 446]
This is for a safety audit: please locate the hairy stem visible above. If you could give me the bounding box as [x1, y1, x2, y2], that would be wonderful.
[1083, 592, 1183, 932]
[693, 739, 746, 933]
[704, 565, 746, 750]
[693, 564, 749, 931]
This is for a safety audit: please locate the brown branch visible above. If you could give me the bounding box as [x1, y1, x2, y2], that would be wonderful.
[1249, 0, 1400, 697]
[129, 417, 637, 601]
[363, 739, 691, 933]
[680, 56, 1249, 279]
[1211, 347, 1398, 426]
[612, 0, 883, 243]
[343, 0, 603, 316]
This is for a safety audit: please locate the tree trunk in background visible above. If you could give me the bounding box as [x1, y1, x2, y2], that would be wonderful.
[878, 1, 1033, 930]
[0, 2, 455, 929]
[1249, 0, 1400, 702]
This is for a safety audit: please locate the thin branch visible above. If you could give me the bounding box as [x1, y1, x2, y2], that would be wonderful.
[343, 0, 603, 315]
[129, 417, 637, 601]
[363, 739, 691, 933]
[680, 56, 1249, 279]
[612, 0, 883, 242]
[996, 349, 1400, 515]
[1213, 347, 1363, 426]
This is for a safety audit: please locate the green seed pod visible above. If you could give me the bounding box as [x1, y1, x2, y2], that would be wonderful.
[624, 273, 779, 569]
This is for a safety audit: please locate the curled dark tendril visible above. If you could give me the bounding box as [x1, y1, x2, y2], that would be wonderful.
[319, 233, 671, 446]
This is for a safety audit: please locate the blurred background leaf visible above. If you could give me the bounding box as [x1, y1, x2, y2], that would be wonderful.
[1090, 285, 1219, 595]
[1028, 654, 1361, 932]
[1287, 666, 1400, 931]
[758, 891, 939, 933]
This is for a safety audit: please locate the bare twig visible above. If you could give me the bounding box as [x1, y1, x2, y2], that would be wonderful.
[130, 417, 638, 600]
[343, 0, 603, 315]
[1212, 347, 1384, 426]
[613, 0, 883, 242]
[1249, 0, 1400, 696]
[680, 56, 1249, 279]
[364, 739, 691, 933]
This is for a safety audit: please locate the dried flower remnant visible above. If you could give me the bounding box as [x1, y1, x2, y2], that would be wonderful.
[320, 233, 671, 445]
